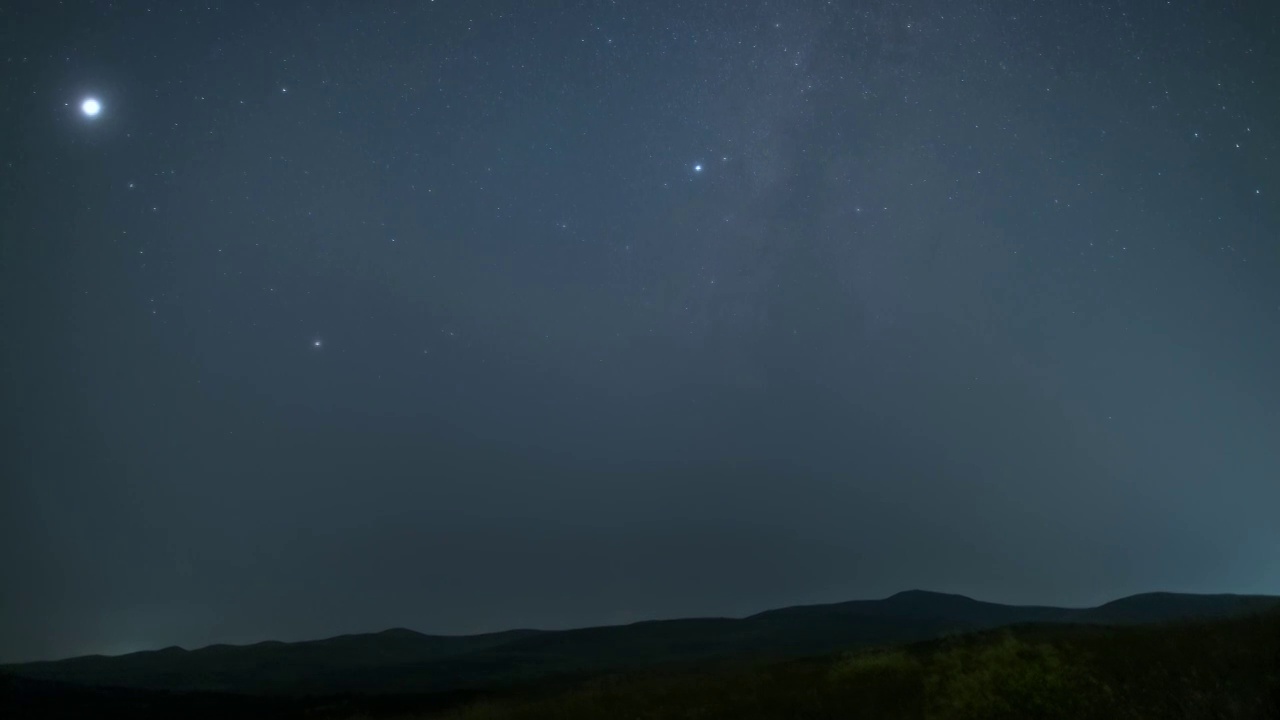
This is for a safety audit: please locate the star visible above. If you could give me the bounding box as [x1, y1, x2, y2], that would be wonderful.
[312, 339, 323, 349]
[81, 98, 101, 117]
[693, 164, 703, 173]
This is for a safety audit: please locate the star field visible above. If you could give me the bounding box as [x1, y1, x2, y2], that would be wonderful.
[1, 0, 1278, 662]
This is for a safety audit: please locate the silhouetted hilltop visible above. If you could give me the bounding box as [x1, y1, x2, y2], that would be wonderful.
[4, 628, 547, 695]
[750, 589, 1069, 624]
[5, 590, 1277, 697]
[1078, 591, 1280, 625]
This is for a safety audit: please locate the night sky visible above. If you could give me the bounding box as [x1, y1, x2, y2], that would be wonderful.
[3, 1, 1279, 664]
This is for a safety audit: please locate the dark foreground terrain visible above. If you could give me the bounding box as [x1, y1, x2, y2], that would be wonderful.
[6, 591, 1278, 697]
[3, 592, 1278, 719]
[430, 608, 1280, 720]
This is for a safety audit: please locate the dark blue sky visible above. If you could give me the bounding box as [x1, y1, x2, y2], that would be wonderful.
[2, 0, 1278, 663]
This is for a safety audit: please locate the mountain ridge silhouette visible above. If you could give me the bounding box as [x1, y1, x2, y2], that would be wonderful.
[6, 589, 1277, 696]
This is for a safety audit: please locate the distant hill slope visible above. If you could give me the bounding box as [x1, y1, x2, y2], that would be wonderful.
[5, 590, 1278, 696]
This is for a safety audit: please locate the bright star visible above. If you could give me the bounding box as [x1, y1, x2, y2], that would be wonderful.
[694, 164, 703, 173]
[312, 339, 323, 349]
[81, 98, 101, 117]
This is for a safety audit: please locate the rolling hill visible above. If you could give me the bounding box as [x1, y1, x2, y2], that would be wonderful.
[5, 590, 1277, 697]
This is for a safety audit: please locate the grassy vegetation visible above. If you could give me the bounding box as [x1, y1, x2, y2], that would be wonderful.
[417, 609, 1280, 720]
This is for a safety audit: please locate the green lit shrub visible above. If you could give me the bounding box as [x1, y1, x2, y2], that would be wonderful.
[924, 633, 1112, 720]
